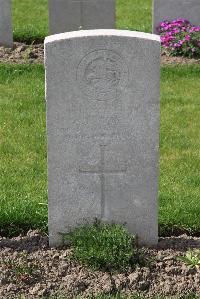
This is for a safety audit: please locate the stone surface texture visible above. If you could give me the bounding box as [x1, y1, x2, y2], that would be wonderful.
[48, 0, 115, 34]
[0, 0, 13, 47]
[45, 29, 160, 247]
[153, 0, 200, 33]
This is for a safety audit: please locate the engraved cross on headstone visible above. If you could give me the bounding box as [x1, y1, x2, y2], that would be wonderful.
[79, 145, 127, 219]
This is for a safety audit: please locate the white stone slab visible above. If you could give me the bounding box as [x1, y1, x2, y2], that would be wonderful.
[48, 0, 115, 34]
[153, 0, 200, 33]
[45, 29, 160, 247]
[0, 0, 13, 47]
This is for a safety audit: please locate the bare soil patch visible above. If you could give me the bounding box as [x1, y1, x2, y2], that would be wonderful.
[0, 231, 200, 298]
[0, 43, 44, 64]
[161, 52, 200, 65]
[0, 43, 200, 65]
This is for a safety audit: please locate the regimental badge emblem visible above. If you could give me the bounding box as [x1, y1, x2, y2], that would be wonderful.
[77, 49, 129, 101]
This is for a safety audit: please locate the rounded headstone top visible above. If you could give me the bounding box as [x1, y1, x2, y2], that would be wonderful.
[45, 29, 161, 45]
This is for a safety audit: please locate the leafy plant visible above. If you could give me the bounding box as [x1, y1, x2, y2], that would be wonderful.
[178, 249, 200, 269]
[63, 221, 147, 271]
[157, 18, 200, 58]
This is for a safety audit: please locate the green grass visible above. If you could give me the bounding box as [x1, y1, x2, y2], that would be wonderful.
[117, 0, 152, 32]
[13, 0, 49, 43]
[0, 64, 200, 237]
[12, 0, 152, 43]
[0, 64, 47, 236]
[63, 222, 138, 271]
[159, 66, 200, 236]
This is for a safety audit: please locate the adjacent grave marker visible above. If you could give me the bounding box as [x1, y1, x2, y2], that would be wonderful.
[45, 29, 160, 247]
[48, 0, 115, 34]
[0, 0, 13, 47]
[153, 0, 200, 33]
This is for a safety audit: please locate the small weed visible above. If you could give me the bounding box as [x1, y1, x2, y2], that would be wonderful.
[22, 42, 35, 60]
[178, 249, 200, 269]
[63, 221, 148, 272]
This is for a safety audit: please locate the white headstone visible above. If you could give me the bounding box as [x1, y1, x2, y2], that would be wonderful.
[0, 0, 13, 47]
[48, 0, 115, 34]
[153, 0, 200, 33]
[45, 29, 160, 247]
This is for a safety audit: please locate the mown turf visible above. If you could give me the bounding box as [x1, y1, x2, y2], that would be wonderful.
[159, 66, 200, 236]
[12, 0, 152, 42]
[0, 64, 47, 236]
[0, 64, 199, 237]
[13, 0, 48, 43]
[117, 0, 152, 33]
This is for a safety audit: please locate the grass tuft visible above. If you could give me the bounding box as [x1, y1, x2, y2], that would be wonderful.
[64, 222, 140, 271]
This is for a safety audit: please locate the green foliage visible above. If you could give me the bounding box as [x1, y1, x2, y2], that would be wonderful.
[63, 222, 141, 271]
[178, 250, 200, 269]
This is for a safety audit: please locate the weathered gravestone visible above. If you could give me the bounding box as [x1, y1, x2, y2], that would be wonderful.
[48, 0, 115, 34]
[45, 29, 160, 247]
[0, 0, 13, 47]
[153, 0, 200, 33]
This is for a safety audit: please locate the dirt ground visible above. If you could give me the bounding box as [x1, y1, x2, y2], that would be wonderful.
[0, 231, 200, 298]
[0, 42, 200, 65]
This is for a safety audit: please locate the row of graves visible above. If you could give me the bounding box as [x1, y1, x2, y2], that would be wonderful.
[1, 0, 200, 47]
[0, 0, 199, 247]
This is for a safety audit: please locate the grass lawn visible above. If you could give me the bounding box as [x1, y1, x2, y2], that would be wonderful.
[0, 64, 199, 237]
[12, 0, 152, 42]
[160, 66, 200, 235]
[13, 0, 49, 43]
[117, 0, 151, 32]
[0, 64, 47, 236]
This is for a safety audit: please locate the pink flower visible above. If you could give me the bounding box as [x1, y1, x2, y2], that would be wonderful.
[185, 35, 190, 41]
[157, 18, 200, 58]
